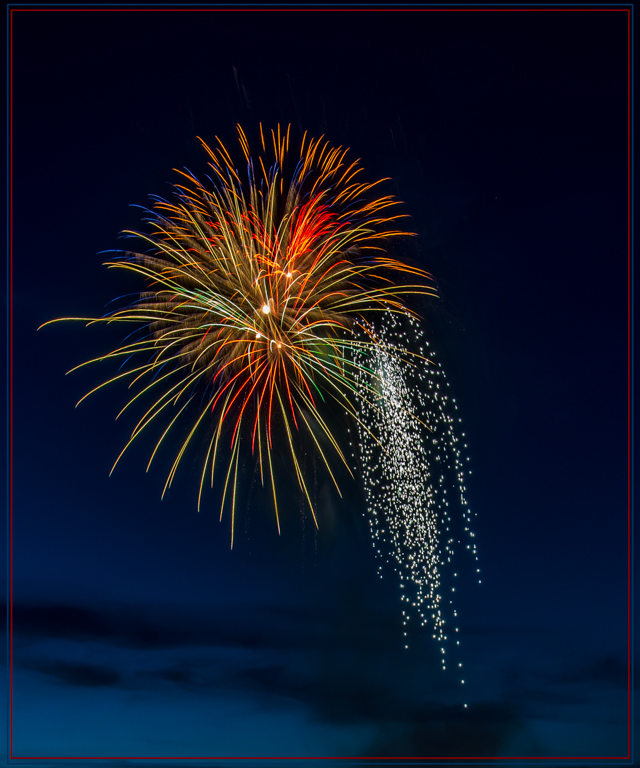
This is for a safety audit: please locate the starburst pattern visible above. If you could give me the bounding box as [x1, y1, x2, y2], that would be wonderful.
[43, 125, 436, 545]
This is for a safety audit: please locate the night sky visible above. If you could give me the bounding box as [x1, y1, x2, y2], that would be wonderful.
[8, 6, 631, 762]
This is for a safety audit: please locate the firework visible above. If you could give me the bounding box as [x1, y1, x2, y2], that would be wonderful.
[353, 313, 479, 675]
[43, 126, 479, 668]
[42, 125, 436, 546]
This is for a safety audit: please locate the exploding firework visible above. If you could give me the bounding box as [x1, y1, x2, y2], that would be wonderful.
[43, 125, 478, 664]
[42, 125, 436, 545]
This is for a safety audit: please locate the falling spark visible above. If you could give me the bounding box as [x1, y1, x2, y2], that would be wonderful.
[354, 312, 478, 674]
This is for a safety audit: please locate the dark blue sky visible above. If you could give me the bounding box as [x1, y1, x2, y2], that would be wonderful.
[8, 6, 631, 762]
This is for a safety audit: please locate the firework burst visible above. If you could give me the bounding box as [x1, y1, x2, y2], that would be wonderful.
[43, 125, 437, 546]
[43, 126, 479, 670]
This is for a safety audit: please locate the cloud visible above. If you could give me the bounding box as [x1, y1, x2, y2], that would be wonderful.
[9, 601, 280, 651]
[9, 603, 108, 642]
[544, 655, 627, 689]
[8, 598, 625, 758]
[363, 702, 522, 758]
[24, 659, 120, 687]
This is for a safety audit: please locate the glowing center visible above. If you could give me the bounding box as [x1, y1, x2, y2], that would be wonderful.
[261, 303, 271, 314]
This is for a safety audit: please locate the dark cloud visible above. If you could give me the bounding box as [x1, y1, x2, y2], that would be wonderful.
[131, 661, 224, 695]
[156, 665, 193, 687]
[10, 603, 108, 641]
[363, 702, 522, 758]
[544, 655, 627, 689]
[9, 601, 296, 651]
[9, 599, 625, 758]
[8, 594, 404, 655]
[221, 645, 524, 757]
[25, 659, 119, 687]
[230, 663, 310, 706]
[501, 652, 629, 713]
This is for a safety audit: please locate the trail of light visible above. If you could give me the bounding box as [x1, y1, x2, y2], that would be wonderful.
[354, 312, 479, 676]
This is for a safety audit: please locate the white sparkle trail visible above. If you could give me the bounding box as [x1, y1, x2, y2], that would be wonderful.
[353, 312, 479, 677]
